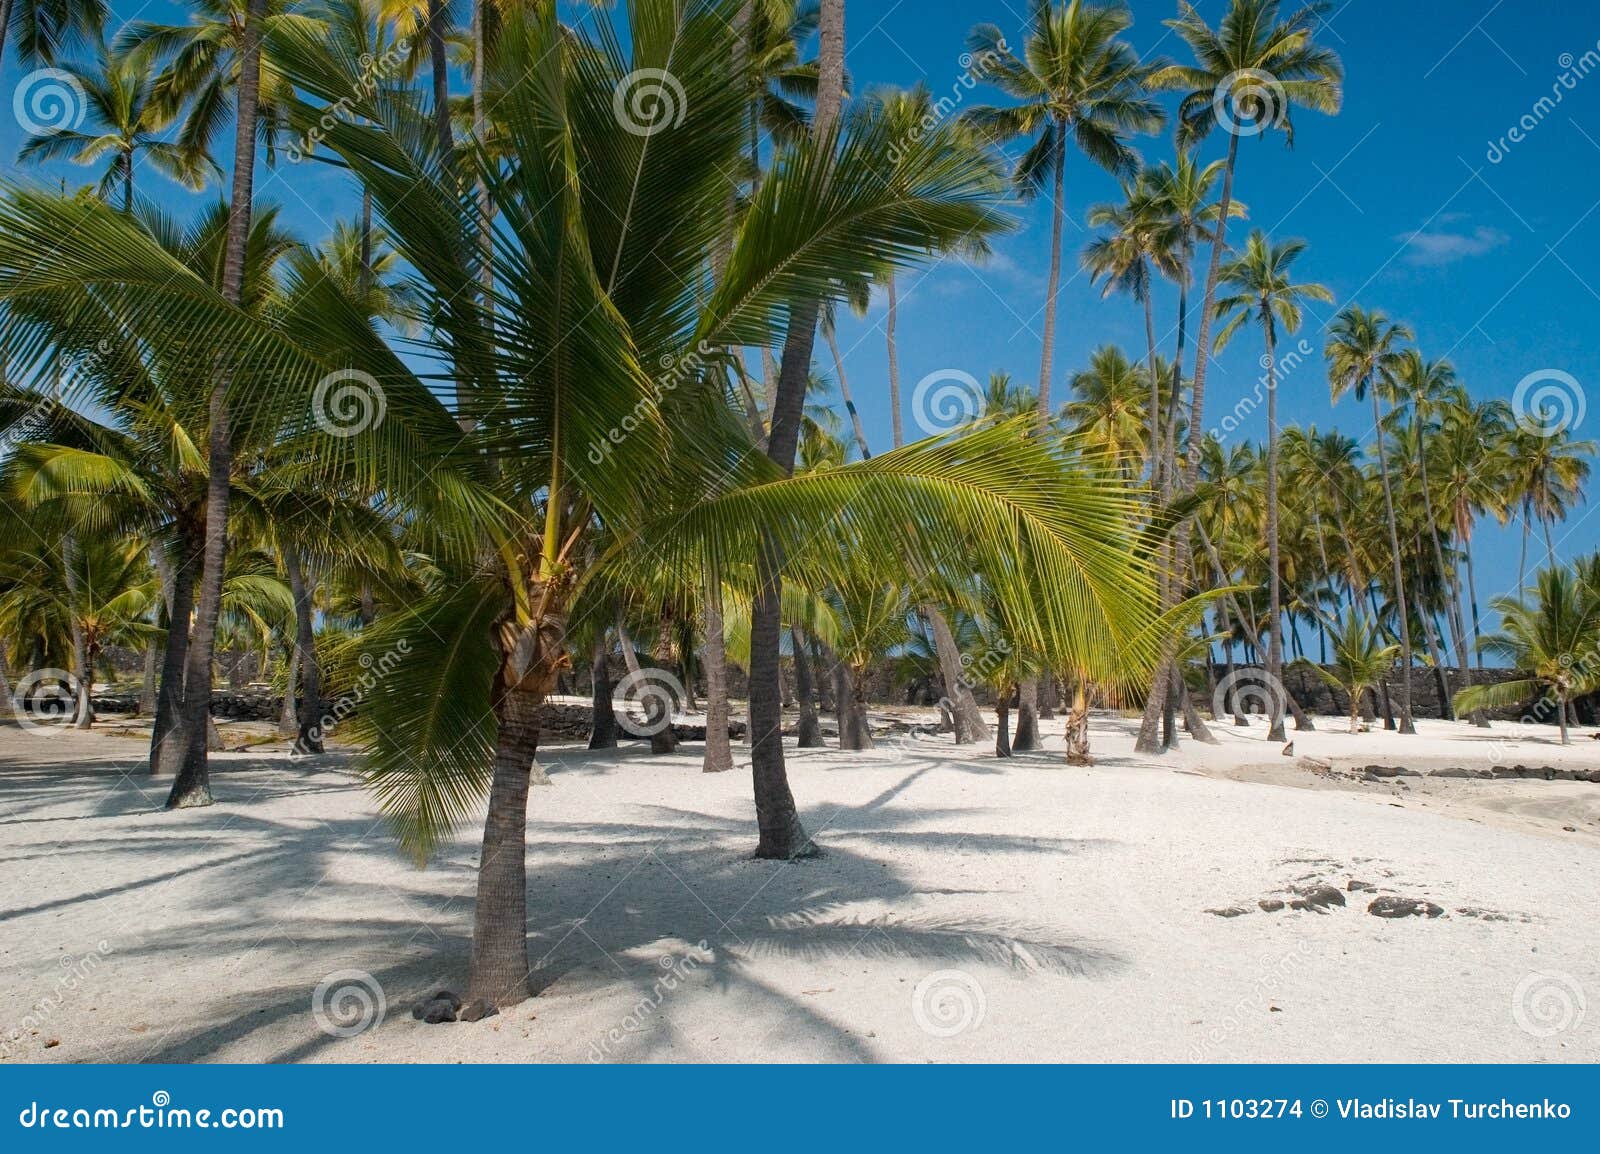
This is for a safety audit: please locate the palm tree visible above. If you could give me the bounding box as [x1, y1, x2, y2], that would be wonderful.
[0, 0, 106, 68]
[964, 0, 1163, 423]
[17, 41, 218, 211]
[1212, 231, 1331, 741]
[1063, 344, 1150, 478]
[1150, 0, 1341, 494]
[1455, 565, 1600, 745]
[1507, 424, 1593, 579]
[1325, 305, 1416, 734]
[1311, 613, 1399, 733]
[116, 0, 313, 168]
[1435, 397, 1512, 661]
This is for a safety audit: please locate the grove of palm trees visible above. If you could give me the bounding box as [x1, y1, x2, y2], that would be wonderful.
[1, 0, 1597, 1075]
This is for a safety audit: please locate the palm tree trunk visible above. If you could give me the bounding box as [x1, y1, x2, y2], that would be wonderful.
[1371, 390, 1416, 734]
[825, 322, 871, 459]
[747, 0, 841, 858]
[428, 0, 453, 160]
[790, 626, 823, 747]
[1064, 681, 1092, 766]
[1036, 124, 1066, 422]
[1558, 695, 1571, 745]
[649, 615, 678, 755]
[842, 664, 874, 751]
[0, 0, 11, 73]
[1013, 678, 1039, 751]
[1464, 538, 1486, 671]
[284, 546, 323, 754]
[60, 534, 92, 729]
[151, 528, 197, 774]
[995, 690, 1012, 758]
[278, 642, 299, 736]
[166, 0, 268, 808]
[588, 635, 617, 749]
[1038, 670, 1055, 718]
[1417, 430, 1477, 721]
[1265, 327, 1286, 743]
[122, 152, 134, 214]
[467, 674, 539, 1008]
[928, 608, 989, 742]
[886, 273, 903, 447]
[1142, 291, 1161, 487]
[701, 574, 733, 772]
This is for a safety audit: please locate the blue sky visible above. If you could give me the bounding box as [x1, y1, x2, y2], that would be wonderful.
[5, 0, 1599, 620]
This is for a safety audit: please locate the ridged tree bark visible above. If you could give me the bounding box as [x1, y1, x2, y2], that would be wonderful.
[150, 525, 196, 774]
[588, 636, 617, 750]
[746, 0, 843, 859]
[165, 0, 268, 808]
[790, 626, 823, 747]
[284, 546, 323, 755]
[1012, 678, 1039, 751]
[701, 574, 733, 772]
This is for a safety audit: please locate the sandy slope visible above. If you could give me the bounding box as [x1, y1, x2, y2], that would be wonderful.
[0, 710, 1596, 1064]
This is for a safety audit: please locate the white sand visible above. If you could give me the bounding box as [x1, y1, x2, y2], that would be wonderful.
[1, 709, 1596, 1064]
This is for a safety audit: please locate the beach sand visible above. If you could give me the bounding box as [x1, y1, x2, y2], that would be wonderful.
[1, 708, 1596, 1063]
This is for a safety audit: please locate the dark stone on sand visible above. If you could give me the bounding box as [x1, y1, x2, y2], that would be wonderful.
[459, 999, 498, 1022]
[1288, 884, 1346, 913]
[1281, 742, 1295, 757]
[1258, 898, 1286, 913]
[431, 990, 462, 1010]
[1346, 879, 1375, 892]
[1362, 765, 1420, 780]
[1206, 906, 1251, 918]
[414, 996, 459, 1024]
[1368, 896, 1444, 919]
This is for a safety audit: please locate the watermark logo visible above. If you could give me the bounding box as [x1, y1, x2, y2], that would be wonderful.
[1212, 69, 1287, 138]
[1511, 369, 1584, 437]
[285, 40, 409, 162]
[613, 667, 685, 737]
[1488, 43, 1600, 164]
[1211, 668, 1288, 723]
[613, 69, 687, 137]
[312, 369, 387, 438]
[13, 68, 85, 137]
[1512, 970, 1586, 1038]
[312, 969, 386, 1038]
[11, 668, 81, 734]
[912, 968, 986, 1037]
[912, 369, 984, 436]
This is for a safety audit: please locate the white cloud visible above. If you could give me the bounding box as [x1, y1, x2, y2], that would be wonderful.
[1396, 224, 1509, 266]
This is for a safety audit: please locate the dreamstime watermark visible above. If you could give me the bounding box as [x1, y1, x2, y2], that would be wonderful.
[1208, 338, 1315, 444]
[10, 668, 83, 735]
[1511, 971, 1586, 1038]
[586, 341, 714, 466]
[613, 667, 686, 737]
[912, 368, 984, 436]
[587, 943, 709, 1060]
[1187, 939, 1314, 1061]
[286, 40, 410, 163]
[293, 638, 412, 755]
[1511, 368, 1584, 437]
[13, 68, 85, 137]
[17, 1092, 284, 1130]
[912, 968, 986, 1038]
[1, 941, 113, 1057]
[311, 969, 386, 1038]
[1487, 43, 1600, 164]
[1211, 667, 1289, 723]
[1212, 69, 1288, 138]
[884, 41, 1009, 165]
[312, 369, 387, 437]
[612, 68, 687, 137]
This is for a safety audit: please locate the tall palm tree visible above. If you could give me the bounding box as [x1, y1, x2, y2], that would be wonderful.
[1063, 344, 1150, 478]
[17, 41, 218, 211]
[158, 0, 273, 807]
[964, 0, 1163, 423]
[1436, 397, 1511, 661]
[1150, 0, 1341, 493]
[1325, 305, 1416, 734]
[1213, 231, 1330, 741]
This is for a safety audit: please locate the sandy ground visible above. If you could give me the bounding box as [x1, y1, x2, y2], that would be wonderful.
[1, 706, 1597, 1064]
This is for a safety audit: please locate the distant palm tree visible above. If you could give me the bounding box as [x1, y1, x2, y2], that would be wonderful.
[1311, 613, 1398, 733]
[17, 42, 218, 210]
[1507, 424, 1593, 580]
[964, 0, 1163, 423]
[1435, 397, 1512, 661]
[1150, 0, 1341, 492]
[1064, 344, 1150, 479]
[1455, 565, 1600, 745]
[1325, 305, 1416, 734]
[1213, 231, 1331, 741]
